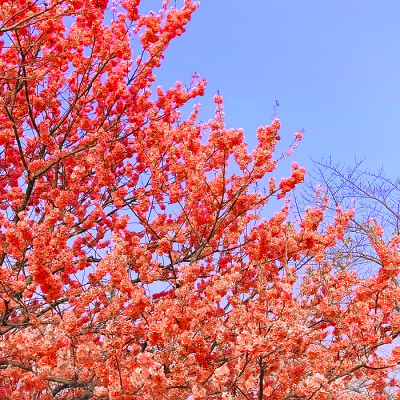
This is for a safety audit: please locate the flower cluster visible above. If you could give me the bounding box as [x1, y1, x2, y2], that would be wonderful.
[0, 0, 397, 399]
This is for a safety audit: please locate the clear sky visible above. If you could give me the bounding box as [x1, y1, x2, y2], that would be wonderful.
[141, 0, 400, 180]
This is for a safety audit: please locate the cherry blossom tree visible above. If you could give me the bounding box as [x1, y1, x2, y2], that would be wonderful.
[1, 0, 400, 399]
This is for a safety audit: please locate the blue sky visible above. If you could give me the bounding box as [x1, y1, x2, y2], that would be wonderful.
[142, 1, 400, 180]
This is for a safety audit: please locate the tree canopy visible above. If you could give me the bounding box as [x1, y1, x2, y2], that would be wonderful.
[1, 1, 400, 399]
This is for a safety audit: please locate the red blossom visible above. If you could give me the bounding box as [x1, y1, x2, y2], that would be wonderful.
[0, 0, 397, 399]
